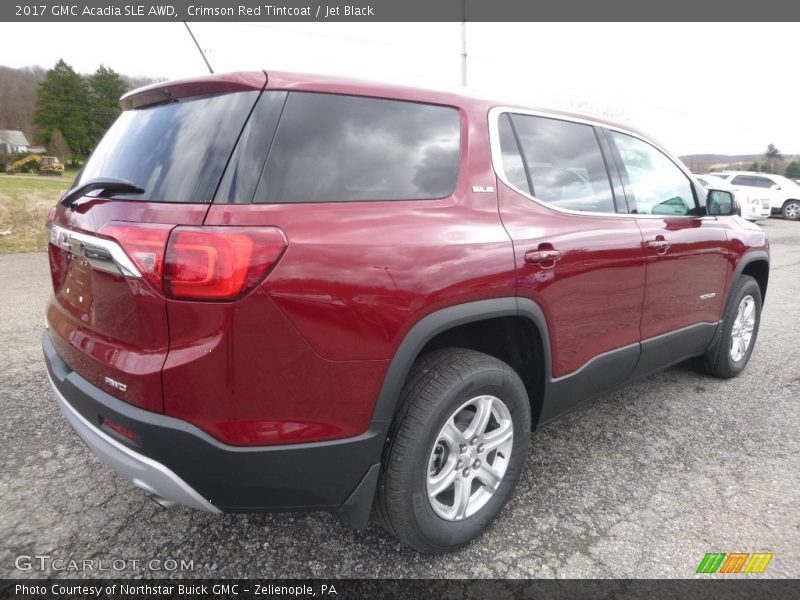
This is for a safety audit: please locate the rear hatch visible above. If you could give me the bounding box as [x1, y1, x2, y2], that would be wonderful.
[45, 72, 267, 412]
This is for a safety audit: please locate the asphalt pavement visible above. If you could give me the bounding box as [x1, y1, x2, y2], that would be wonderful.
[1, 218, 798, 579]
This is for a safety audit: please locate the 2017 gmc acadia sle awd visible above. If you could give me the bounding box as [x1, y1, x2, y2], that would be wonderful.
[43, 71, 768, 552]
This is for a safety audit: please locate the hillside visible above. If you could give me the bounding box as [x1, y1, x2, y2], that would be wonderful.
[679, 153, 800, 174]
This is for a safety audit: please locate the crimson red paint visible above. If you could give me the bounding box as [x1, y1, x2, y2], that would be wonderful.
[45, 70, 768, 449]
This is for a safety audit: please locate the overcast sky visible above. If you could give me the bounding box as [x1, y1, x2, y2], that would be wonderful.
[0, 22, 797, 156]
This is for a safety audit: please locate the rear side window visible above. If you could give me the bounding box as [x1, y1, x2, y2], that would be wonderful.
[78, 92, 260, 203]
[499, 113, 616, 214]
[497, 115, 530, 192]
[253, 93, 460, 203]
[731, 175, 774, 188]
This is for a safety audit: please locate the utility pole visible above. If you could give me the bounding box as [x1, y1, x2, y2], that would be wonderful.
[460, 0, 467, 86]
[183, 22, 214, 74]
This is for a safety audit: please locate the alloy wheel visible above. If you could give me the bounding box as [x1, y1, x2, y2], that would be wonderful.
[730, 295, 756, 362]
[426, 395, 514, 521]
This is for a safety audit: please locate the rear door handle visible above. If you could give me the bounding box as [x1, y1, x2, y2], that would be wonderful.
[646, 239, 671, 254]
[524, 249, 563, 264]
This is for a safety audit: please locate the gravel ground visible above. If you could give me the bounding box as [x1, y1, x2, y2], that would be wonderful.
[1, 218, 798, 579]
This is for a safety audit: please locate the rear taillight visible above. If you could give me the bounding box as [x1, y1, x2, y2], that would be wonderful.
[100, 223, 173, 290]
[166, 227, 286, 301]
[100, 223, 287, 301]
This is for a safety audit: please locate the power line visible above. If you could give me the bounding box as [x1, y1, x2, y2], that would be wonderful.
[460, 1, 467, 87]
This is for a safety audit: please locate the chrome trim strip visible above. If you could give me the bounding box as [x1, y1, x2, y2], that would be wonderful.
[487, 106, 707, 220]
[47, 222, 141, 278]
[49, 373, 221, 513]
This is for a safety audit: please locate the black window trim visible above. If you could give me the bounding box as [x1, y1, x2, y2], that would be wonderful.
[211, 89, 287, 205]
[505, 113, 535, 197]
[488, 106, 707, 220]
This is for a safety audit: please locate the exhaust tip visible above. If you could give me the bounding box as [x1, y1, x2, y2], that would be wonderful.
[132, 478, 178, 509]
[146, 494, 177, 510]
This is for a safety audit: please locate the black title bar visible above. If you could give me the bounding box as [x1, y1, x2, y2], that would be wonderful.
[2, 0, 800, 22]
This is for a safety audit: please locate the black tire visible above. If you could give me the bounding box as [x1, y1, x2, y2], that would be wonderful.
[374, 348, 530, 553]
[699, 275, 762, 378]
[781, 200, 800, 221]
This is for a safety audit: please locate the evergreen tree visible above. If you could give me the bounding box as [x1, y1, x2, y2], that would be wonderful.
[785, 161, 800, 179]
[87, 65, 126, 147]
[34, 59, 90, 161]
[764, 144, 783, 174]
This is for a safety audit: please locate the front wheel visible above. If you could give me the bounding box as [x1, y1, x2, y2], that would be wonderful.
[699, 275, 762, 378]
[782, 200, 800, 221]
[374, 348, 530, 553]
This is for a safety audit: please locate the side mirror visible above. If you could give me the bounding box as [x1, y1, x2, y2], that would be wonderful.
[770, 183, 781, 190]
[706, 189, 738, 216]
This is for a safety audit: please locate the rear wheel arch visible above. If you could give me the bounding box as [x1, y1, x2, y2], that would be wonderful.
[371, 298, 552, 431]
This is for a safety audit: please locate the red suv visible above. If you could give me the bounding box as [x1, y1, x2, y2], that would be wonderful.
[44, 71, 769, 553]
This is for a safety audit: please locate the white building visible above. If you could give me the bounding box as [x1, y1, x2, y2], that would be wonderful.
[0, 130, 31, 154]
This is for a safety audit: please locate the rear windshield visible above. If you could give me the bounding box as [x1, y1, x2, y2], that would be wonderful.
[78, 91, 259, 203]
[253, 92, 461, 203]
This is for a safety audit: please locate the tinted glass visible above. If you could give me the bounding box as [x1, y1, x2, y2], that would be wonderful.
[497, 114, 530, 192]
[79, 92, 259, 202]
[254, 92, 460, 203]
[508, 114, 616, 213]
[731, 175, 773, 189]
[612, 132, 696, 216]
[696, 177, 710, 188]
[215, 91, 288, 204]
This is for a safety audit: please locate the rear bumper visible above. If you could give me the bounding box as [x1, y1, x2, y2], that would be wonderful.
[43, 331, 384, 528]
[741, 204, 771, 221]
[50, 373, 220, 513]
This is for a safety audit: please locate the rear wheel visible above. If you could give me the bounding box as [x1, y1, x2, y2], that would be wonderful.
[782, 200, 800, 221]
[374, 348, 530, 553]
[699, 275, 762, 378]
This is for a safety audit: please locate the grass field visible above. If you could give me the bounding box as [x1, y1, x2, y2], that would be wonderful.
[0, 174, 71, 253]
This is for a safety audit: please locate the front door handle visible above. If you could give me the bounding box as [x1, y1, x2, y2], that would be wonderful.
[524, 249, 563, 264]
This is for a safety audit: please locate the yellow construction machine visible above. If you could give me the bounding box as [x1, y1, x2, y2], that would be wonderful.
[5, 155, 65, 175]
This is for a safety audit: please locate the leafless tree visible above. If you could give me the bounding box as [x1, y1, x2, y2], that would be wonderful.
[568, 98, 627, 120]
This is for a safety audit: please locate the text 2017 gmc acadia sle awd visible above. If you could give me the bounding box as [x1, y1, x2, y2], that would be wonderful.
[43, 71, 769, 553]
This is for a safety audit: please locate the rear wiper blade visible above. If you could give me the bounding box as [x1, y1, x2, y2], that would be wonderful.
[60, 177, 145, 207]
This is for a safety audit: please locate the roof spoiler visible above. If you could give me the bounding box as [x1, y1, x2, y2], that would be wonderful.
[120, 71, 268, 110]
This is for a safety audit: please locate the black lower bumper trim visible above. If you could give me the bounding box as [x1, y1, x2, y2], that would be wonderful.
[43, 331, 386, 523]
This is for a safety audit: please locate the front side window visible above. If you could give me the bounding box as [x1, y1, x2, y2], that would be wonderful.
[611, 132, 697, 216]
[253, 93, 460, 203]
[500, 113, 616, 213]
